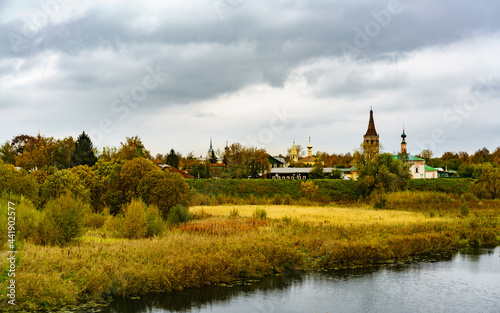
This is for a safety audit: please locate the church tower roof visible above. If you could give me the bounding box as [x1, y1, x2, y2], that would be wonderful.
[364, 108, 378, 137]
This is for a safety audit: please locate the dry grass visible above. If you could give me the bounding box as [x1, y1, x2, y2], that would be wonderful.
[190, 205, 450, 226]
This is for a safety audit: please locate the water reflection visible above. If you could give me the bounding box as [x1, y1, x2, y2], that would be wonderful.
[100, 248, 500, 313]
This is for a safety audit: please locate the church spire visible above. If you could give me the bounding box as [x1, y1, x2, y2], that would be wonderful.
[364, 108, 378, 137]
[401, 125, 407, 154]
[363, 108, 380, 161]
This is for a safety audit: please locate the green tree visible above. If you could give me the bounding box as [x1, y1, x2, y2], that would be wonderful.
[473, 163, 500, 199]
[93, 159, 124, 214]
[52, 137, 76, 169]
[309, 162, 325, 179]
[458, 163, 475, 178]
[329, 168, 343, 179]
[166, 148, 180, 168]
[70, 165, 103, 212]
[357, 153, 412, 197]
[0, 141, 16, 164]
[0, 163, 39, 203]
[71, 132, 97, 167]
[137, 170, 191, 218]
[40, 169, 90, 206]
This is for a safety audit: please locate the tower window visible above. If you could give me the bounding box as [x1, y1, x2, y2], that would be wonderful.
[415, 167, 419, 173]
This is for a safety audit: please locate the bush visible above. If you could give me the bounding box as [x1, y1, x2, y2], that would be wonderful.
[121, 199, 148, 239]
[374, 199, 387, 209]
[83, 210, 109, 229]
[167, 205, 192, 224]
[229, 207, 240, 218]
[252, 208, 267, 220]
[41, 194, 90, 245]
[145, 205, 165, 237]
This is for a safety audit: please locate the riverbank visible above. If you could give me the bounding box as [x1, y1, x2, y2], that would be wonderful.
[1, 201, 499, 311]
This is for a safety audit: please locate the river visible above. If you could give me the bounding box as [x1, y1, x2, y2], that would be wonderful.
[100, 247, 500, 313]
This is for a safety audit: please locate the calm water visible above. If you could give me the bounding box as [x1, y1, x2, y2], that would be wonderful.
[101, 247, 500, 313]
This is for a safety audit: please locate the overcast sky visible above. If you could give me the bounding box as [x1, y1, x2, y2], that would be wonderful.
[1, 0, 499, 158]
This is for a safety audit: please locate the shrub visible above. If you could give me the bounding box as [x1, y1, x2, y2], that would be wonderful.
[41, 193, 90, 245]
[459, 196, 470, 217]
[167, 205, 192, 224]
[121, 199, 148, 239]
[145, 205, 165, 237]
[252, 208, 267, 220]
[83, 209, 109, 229]
[229, 207, 240, 218]
[103, 214, 124, 238]
[16, 197, 43, 243]
[374, 199, 387, 209]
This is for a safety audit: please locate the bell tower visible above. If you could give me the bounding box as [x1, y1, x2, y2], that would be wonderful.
[363, 108, 380, 161]
[401, 126, 407, 154]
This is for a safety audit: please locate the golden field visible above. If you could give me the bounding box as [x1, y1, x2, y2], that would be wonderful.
[190, 204, 451, 226]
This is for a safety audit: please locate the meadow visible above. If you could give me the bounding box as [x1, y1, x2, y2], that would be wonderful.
[1, 193, 499, 311]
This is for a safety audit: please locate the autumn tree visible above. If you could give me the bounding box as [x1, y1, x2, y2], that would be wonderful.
[15, 134, 57, 170]
[242, 147, 269, 178]
[117, 157, 160, 203]
[70, 132, 97, 167]
[492, 147, 500, 165]
[471, 147, 491, 164]
[473, 163, 500, 199]
[116, 136, 152, 160]
[419, 149, 433, 162]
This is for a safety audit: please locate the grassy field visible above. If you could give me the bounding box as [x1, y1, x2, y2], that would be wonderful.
[1, 200, 499, 311]
[190, 204, 451, 226]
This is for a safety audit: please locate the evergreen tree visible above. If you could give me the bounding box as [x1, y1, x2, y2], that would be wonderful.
[166, 149, 180, 168]
[71, 131, 97, 167]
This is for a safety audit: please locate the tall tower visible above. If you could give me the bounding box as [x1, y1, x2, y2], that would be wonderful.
[291, 140, 299, 163]
[307, 137, 313, 157]
[401, 126, 407, 154]
[207, 136, 214, 156]
[363, 108, 380, 161]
